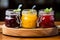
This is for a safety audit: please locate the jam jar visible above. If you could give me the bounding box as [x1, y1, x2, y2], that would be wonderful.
[5, 10, 19, 28]
[21, 9, 37, 28]
[38, 10, 55, 28]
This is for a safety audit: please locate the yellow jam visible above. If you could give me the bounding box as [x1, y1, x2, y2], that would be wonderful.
[21, 9, 37, 28]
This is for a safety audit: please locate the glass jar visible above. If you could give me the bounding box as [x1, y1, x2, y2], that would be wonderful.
[21, 9, 37, 28]
[38, 10, 55, 28]
[5, 9, 19, 28]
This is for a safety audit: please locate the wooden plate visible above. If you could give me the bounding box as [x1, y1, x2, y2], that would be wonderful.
[2, 24, 58, 37]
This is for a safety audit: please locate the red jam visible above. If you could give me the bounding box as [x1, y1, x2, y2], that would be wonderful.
[39, 15, 55, 28]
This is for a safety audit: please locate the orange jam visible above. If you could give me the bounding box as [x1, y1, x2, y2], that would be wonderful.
[21, 9, 37, 28]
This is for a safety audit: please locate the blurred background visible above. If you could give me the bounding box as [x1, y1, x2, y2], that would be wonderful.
[0, 0, 60, 21]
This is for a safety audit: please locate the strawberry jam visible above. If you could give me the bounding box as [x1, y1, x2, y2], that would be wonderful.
[39, 15, 55, 28]
[39, 10, 55, 28]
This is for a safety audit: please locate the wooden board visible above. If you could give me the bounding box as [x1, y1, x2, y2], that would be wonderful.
[2, 24, 58, 37]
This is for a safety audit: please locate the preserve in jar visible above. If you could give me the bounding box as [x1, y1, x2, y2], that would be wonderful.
[38, 8, 55, 28]
[21, 9, 37, 28]
[5, 9, 19, 28]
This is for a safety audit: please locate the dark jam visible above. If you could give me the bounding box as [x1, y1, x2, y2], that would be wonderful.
[39, 15, 55, 28]
[5, 15, 19, 28]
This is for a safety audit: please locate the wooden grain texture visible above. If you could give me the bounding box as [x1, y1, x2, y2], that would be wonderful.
[55, 22, 60, 25]
[2, 35, 60, 40]
[0, 21, 60, 40]
[2, 24, 58, 37]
